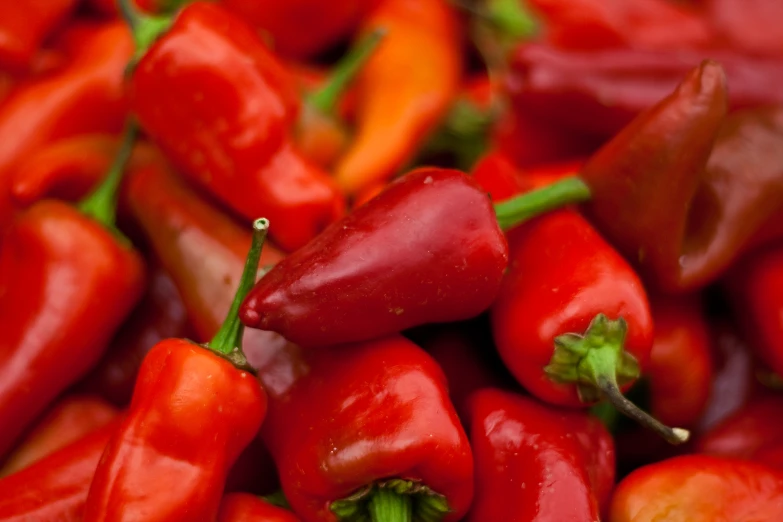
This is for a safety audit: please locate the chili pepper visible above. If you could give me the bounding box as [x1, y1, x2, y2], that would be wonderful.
[122, 1, 345, 251]
[334, 0, 462, 196]
[77, 262, 193, 406]
[260, 335, 474, 522]
[471, 151, 579, 202]
[218, 493, 300, 522]
[490, 208, 689, 444]
[0, 0, 79, 71]
[0, 420, 119, 521]
[0, 125, 145, 459]
[466, 388, 614, 522]
[505, 43, 783, 139]
[83, 219, 270, 522]
[0, 21, 131, 230]
[0, 395, 118, 478]
[707, 0, 783, 57]
[609, 455, 783, 521]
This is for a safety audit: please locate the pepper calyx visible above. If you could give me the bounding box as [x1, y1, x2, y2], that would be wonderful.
[330, 479, 450, 522]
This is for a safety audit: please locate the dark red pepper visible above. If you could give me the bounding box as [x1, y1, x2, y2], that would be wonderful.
[218, 493, 300, 522]
[466, 388, 614, 522]
[0, 0, 79, 71]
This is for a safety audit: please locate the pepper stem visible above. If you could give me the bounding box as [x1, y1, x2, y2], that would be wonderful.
[207, 218, 270, 369]
[77, 121, 137, 229]
[493, 175, 591, 230]
[486, 0, 539, 41]
[117, 0, 172, 62]
[368, 488, 412, 522]
[306, 28, 387, 115]
[544, 314, 690, 445]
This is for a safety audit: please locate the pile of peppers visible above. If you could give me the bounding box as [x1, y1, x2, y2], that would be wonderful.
[2, 0, 783, 520]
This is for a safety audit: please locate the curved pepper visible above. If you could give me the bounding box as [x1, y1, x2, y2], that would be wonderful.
[218, 493, 300, 522]
[609, 455, 783, 521]
[0, 395, 118, 478]
[0, 22, 131, 231]
[0, 0, 78, 71]
[0, 419, 120, 521]
[466, 388, 614, 522]
[125, 1, 344, 251]
[260, 335, 474, 522]
[0, 127, 145, 459]
[83, 220, 270, 522]
[334, 0, 462, 195]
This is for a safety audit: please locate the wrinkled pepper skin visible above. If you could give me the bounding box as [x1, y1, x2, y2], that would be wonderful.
[260, 335, 474, 521]
[220, 0, 380, 59]
[83, 339, 267, 522]
[0, 395, 118, 478]
[218, 493, 300, 522]
[490, 209, 653, 407]
[241, 167, 509, 348]
[0, 420, 118, 521]
[609, 455, 783, 521]
[334, 0, 462, 195]
[0, 201, 145, 459]
[0, 0, 78, 71]
[130, 2, 344, 251]
[0, 22, 131, 230]
[506, 44, 783, 139]
[466, 389, 614, 522]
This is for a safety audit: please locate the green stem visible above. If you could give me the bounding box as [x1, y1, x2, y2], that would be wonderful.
[207, 218, 269, 369]
[117, 0, 172, 61]
[487, 0, 539, 40]
[78, 122, 137, 229]
[493, 175, 591, 230]
[368, 488, 412, 522]
[306, 28, 386, 115]
[262, 490, 291, 510]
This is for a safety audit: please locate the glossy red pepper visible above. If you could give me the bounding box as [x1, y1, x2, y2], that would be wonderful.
[0, 420, 119, 521]
[490, 209, 688, 444]
[0, 395, 118, 478]
[609, 455, 783, 521]
[0, 127, 145, 459]
[707, 0, 783, 56]
[83, 220, 269, 522]
[218, 493, 300, 522]
[0, 22, 131, 230]
[125, 1, 344, 251]
[0, 0, 78, 71]
[260, 335, 474, 522]
[466, 388, 614, 522]
[472, 152, 580, 202]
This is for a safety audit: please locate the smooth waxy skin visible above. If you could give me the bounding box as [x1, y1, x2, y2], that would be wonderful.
[610, 455, 783, 521]
[218, 493, 301, 522]
[466, 389, 615, 522]
[241, 167, 509, 348]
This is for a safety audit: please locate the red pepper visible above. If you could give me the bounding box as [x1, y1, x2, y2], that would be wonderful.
[466, 388, 614, 522]
[609, 455, 783, 521]
[472, 152, 580, 202]
[0, 126, 145, 459]
[0, 22, 131, 230]
[707, 0, 783, 56]
[0, 0, 78, 71]
[125, 1, 345, 251]
[260, 335, 474, 521]
[218, 493, 300, 522]
[0, 395, 118, 478]
[505, 43, 783, 139]
[0, 420, 119, 521]
[490, 208, 688, 444]
[83, 220, 270, 522]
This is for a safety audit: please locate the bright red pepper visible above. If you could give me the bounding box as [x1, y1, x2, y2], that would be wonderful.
[0, 395, 118, 478]
[466, 388, 614, 522]
[490, 208, 688, 444]
[218, 493, 300, 522]
[0, 22, 131, 230]
[472, 152, 580, 202]
[126, 1, 344, 251]
[609, 455, 783, 521]
[0, 127, 145, 459]
[707, 0, 783, 56]
[83, 220, 269, 522]
[0, 0, 78, 71]
[260, 335, 474, 522]
[334, 0, 462, 195]
[0, 420, 119, 521]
